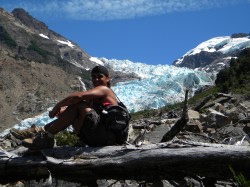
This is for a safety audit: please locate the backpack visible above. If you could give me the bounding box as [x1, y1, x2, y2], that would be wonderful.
[101, 94, 131, 144]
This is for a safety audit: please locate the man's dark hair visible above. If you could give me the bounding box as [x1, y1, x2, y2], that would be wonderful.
[91, 65, 109, 77]
[91, 65, 111, 87]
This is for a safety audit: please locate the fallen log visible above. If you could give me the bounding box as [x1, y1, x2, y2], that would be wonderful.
[1, 140, 250, 184]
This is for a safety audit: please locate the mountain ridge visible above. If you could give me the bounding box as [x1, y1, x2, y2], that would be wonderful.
[173, 35, 250, 72]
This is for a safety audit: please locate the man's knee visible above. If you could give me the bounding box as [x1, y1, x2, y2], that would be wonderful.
[76, 101, 92, 114]
[76, 101, 88, 108]
[67, 101, 87, 110]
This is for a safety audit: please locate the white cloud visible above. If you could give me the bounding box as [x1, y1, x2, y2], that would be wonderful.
[1, 0, 248, 20]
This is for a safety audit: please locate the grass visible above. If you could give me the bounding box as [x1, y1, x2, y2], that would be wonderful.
[229, 165, 250, 187]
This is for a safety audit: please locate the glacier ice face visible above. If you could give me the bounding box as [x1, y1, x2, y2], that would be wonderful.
[102, 58, 215, 112]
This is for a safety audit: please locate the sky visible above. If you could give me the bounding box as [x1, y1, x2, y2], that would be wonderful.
[1, 0, 250, 65]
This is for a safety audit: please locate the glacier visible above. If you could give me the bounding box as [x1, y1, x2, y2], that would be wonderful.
[102, 58, 215, 112]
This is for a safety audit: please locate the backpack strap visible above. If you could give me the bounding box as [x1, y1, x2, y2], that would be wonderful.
[111, 89, 123, 103]
[111, 89, 131, 119]
[111, 89, 127, 108]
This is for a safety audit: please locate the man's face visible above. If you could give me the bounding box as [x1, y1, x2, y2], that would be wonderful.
[91, 73, 110, 87]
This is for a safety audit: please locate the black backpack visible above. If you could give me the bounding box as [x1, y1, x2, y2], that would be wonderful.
[101, 93, 131, 144]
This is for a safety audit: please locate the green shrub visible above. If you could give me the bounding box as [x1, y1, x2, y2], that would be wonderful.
[55, 130, 79, 146]
[215, 48, 250, 94]
[28, 40, 51, 58]
[0, 25, 17, 48]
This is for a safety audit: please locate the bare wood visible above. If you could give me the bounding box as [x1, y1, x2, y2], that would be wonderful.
[160, 90, 189, 142]
[1, 141, 250, 183]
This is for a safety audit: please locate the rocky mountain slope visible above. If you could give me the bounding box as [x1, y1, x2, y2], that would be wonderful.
[0, 8, 88, 128]
[0, 8, 136, 128]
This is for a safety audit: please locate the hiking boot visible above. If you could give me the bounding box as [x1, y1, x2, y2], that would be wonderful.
[10, 124, 44, 140]
[22, 131, 54, 150]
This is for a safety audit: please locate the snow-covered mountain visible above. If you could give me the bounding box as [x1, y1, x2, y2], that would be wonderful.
[173, 34, 250, 72]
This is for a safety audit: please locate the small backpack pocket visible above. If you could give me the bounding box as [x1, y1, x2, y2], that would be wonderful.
[103, 105, 130, 131]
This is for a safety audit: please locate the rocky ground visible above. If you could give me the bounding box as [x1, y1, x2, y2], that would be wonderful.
[0, 93, 250, 186]
[129, 93, 250, 145]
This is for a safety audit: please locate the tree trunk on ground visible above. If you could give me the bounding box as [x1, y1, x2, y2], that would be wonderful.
[0, 140, 250, 184]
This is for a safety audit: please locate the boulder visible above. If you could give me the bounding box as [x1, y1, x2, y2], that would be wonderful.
[203, 109, 232, 128]
[184, 119, 203, 133]
[188, 109, 200, 120]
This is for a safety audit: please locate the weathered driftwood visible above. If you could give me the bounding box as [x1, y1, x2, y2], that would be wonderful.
[1, 140, 250, 184]
[161, 90, 189, 142]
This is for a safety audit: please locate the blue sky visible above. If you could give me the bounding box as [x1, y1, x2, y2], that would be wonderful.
[1, 0, 250, 65]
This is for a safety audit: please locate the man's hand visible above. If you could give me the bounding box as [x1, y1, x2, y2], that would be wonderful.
[49, 106, 61, 118]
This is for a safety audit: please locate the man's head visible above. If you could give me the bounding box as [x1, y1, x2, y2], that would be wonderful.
[91, 65, 109, 77]
[91, 65, 111, 87]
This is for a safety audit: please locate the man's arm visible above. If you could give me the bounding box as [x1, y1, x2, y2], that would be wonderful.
[49, 86, 109, 118]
